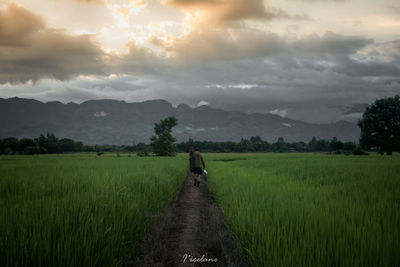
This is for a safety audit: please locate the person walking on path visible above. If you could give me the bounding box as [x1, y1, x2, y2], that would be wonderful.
[192, 147, 205, 187]
[189, 147, 195, 174]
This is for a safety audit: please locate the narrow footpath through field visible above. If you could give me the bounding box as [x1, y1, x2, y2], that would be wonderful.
[127, 172, 248, 267]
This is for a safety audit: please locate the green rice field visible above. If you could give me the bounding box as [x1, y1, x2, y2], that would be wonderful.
[1, 153, 399, 266]
[207, 153, 400, 267]
[0, 154, 186, 267]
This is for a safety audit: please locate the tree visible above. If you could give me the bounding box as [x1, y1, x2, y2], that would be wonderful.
[343, 141, 356, 151]
[2, 137, 19, 154]
[237, 138, 252, 152]
[45, 133, 59, 153]
[136, 142, 149, 157]
[358, 95, 400, 155]
[59, 138, 75, 152]
[330, 136, 344, 152]
[293, 141, 307, 152]
[19, 138, 37, 154]
[308, 136, 318, 151]
[250, 136, 266, 152]
[36, 134, 47, 154]
[316, 139, 330, 152]
[274, 137, 289, 152]
[150, 117, 178, 156]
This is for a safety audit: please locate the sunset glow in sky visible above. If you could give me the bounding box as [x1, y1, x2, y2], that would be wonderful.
[0, 0, 399, 122]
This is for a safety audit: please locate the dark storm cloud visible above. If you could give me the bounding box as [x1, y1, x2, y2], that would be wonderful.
[168, 29, 373, 64]
[2, 40, 397, 123]
[330, 103, 368, 115]
[109, 40, 169, 76]
[1, 3, 368, 85]
[145, 33, 399, 123]
[292, 32, 373, 55]
[331, 39, 400, 80]
[42, 32, 396, 123]
[1, 2, 399, 123]
[169, 28, 286, 61]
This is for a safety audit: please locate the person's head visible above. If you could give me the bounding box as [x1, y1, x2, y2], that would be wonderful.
[195, 147, 199, 151]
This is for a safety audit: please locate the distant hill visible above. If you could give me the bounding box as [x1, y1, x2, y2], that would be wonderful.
[0, 97, 360, 145]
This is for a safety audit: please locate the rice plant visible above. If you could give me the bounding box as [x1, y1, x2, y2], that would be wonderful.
[207, 153, 400, 267]
[0, 154, 186, 267]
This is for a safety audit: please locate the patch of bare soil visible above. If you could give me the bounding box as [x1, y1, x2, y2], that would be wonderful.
[123, 172, 249, 267]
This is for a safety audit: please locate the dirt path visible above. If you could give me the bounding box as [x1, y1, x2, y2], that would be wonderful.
[127, 172, 248, 267]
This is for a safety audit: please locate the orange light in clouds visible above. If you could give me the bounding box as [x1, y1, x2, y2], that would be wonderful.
[111, 0, 146, 27]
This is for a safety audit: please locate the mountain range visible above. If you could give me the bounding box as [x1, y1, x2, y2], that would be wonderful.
[0, 97, 360, 145]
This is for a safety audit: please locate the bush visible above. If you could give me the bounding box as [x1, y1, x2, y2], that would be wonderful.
[137, 150, 149, 157]
[24, 146, 40, 155]
[353, 146, 368, 155]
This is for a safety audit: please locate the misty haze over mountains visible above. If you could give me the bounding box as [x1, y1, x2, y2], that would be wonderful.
[0, 98, 360, 145]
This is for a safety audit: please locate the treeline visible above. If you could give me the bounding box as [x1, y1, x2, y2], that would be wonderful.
[0, 133, 135, 155]
[177, 136, 359, 153]
[0, 133, 360, 155]
[0, 133, 84, 155]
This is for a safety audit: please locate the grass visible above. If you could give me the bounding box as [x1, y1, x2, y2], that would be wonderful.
[2, 152, 399, 266]
[0, 153, 187, 267]
[207, 153, 400, 267]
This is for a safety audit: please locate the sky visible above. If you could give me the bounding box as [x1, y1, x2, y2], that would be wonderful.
[0, 0, 399, 123]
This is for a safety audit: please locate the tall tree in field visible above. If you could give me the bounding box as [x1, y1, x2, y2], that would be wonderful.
[150, 117, 178, 156]
[358, 95, 400, 155]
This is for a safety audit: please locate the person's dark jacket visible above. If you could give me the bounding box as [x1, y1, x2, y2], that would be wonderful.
[192, 151, 205, 169]
[189, 150, 194, 171]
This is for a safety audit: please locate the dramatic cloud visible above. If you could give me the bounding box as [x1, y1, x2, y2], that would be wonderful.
[75, 0, 106, 5]
[164, 0, 309, 25]
[167, 28, 373, 63]
[168, 28, 285, 61]
[0, 0, 399, 123]
[0, 3, 107, 84]
[164, 0, 268, 21]
[287, 0, 349, 2]
[293, 32, 373, 55]
[0, 2, 45, 45]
